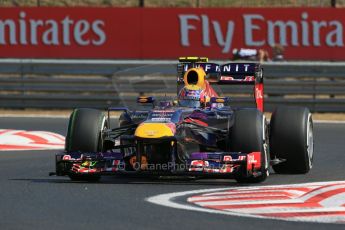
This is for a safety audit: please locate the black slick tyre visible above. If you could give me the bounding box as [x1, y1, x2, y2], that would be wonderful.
[270, 106, 313, 174]
[65, 108, 106, 181]
[229, 109, 269, 183]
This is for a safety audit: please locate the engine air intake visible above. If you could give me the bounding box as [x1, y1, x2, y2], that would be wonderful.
[183, 67, 206, 89]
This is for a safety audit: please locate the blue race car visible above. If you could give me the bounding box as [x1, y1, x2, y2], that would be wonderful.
[54, 57, 314, 183]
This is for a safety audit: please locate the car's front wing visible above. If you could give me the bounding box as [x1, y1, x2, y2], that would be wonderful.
[54, 151, 262, 179]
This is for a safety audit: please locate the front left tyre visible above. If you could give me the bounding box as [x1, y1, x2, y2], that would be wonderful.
[229, 109, 269, 183]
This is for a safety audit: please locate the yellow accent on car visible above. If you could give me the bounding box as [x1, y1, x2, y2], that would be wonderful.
[183, 67, 206, 89]
[81, 161, 90, 167]
[179, 57, 208, 62]
[138, 98, 148, 103]
[184, 85, 202, 91]
[135, 123, 174, 138]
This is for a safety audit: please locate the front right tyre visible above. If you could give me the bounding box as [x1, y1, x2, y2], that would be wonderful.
[65, 108, 106, 181]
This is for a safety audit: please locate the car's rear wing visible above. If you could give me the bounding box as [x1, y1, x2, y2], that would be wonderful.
[219, 63, 263, 85]
[177, 58, 264, 112]
[177, 62, 263, 85]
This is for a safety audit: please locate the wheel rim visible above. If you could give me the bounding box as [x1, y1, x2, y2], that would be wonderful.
[306, 114, 314, 169]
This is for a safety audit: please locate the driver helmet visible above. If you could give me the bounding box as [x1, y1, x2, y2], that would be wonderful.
[178, 85, 207, 108]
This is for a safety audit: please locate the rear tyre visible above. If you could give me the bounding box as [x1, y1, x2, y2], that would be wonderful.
[270, 106, 313, 174]
[65, 108, 106, 181]
[229, 109, 269, 183]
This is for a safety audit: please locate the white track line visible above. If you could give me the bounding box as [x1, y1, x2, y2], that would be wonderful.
[0, 129, 65, 151]
[146, 181, 345, 224]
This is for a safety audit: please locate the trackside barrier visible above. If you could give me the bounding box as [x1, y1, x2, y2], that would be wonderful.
[0, 59, 344, 112]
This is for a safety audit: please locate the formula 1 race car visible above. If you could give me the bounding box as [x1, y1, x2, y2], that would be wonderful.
[53, 57, 314, 183]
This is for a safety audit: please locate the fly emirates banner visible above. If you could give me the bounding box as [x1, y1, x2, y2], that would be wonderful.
[0, 7, 343, 60]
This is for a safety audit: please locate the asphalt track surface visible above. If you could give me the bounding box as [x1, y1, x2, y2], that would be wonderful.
[0, 117, 344, 230]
